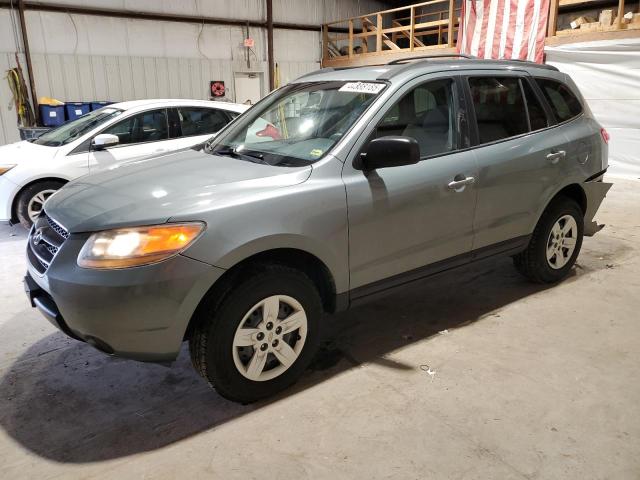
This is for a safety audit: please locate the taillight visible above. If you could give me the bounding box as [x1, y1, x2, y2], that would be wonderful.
[600, 128, 610, 144]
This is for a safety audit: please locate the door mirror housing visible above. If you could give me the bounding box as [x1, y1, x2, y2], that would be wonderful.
[92, 133, 119, 151]
[359, 136, 420, 170]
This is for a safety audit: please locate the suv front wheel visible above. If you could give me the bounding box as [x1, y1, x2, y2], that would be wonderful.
[189, 265, 322, 403]
[513, 196, 584, 283]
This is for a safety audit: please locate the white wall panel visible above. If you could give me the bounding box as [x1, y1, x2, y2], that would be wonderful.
[77, 55, 97, 99]
[90, 55, 109, 100]
[273, 0, 388, 25]
[274, 29, 320, 63]
[0, 0, 390, 144]
[0, 10, 19, 52]
[154, 57, 169, 97]
[28, 0, 266, 20]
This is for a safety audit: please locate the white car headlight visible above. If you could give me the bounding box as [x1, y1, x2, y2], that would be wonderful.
[77, 222, 205, 269]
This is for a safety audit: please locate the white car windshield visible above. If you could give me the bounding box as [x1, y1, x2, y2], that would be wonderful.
[34, 108, 124, 147]
[207, 81, 386, 166]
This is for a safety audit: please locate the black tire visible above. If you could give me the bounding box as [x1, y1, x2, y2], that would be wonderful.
[16, 180, 65, 229]
[513, 196, 584, 283]
[189, 264, 323, 403]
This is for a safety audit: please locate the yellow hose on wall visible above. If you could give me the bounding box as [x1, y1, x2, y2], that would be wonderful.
[6, 65, 35, 127]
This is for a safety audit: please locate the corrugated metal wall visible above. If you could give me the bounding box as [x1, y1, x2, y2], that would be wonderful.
[0, 0, 386, 145]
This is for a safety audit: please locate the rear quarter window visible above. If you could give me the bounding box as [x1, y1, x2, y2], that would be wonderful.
[535, 78, 583, 122]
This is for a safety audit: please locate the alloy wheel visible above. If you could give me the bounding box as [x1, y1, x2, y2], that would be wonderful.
[546, 214, 578, 269]
[232, 295, 308, 382]
[27, 189, 57, 223]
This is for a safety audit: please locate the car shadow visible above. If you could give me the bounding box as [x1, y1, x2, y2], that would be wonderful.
[0, 254, 592, 463]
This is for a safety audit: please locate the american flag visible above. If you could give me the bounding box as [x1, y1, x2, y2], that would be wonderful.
[457, 0, 550, 64]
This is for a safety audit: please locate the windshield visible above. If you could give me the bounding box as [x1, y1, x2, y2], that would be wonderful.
[34, 108, 124, 147]
[207, 81, 385, 166]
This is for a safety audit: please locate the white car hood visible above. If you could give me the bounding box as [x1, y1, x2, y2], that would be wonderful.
[0, 140, 60, 165]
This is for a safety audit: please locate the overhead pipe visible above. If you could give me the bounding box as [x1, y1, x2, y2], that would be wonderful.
[0, 1, 339, 32]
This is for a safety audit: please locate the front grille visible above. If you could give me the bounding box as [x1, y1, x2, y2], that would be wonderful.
[47, 215, 69, 239]
[27, 213, 69, 275]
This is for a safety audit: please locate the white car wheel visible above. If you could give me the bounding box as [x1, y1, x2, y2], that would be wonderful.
[16, 180, 65, 228]
[27, 189, 58, 223]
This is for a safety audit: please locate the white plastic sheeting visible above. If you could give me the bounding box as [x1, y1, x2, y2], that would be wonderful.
[546, 38, 640, 179]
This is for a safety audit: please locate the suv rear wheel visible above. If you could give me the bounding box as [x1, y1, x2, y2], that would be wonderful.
[513, 196, 584, 283]
[16, 180, 65, 228]
[189, 265, 322, 403]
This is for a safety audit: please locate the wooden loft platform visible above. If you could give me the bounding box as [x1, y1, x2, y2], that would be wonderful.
[547, 27, 640, 46]
[322, 0, 459, 68]
[547, 0, 640, 46]
[322, 0, 640, 68]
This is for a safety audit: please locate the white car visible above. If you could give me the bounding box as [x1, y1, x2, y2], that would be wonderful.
[0, 99, 248, 227]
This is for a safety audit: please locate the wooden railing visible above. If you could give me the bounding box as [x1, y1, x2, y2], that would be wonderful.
[322, 0, 640, 65]
[547, 0, 640, 45]
[322, 0, 459, 67]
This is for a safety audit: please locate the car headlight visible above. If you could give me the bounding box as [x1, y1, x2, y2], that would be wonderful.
[77, 222, 205, 269]
[0, 164, 16, 175]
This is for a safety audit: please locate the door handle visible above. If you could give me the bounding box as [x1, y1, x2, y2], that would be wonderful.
[448, 176, 475, 190]
[547, 150, 566, 164]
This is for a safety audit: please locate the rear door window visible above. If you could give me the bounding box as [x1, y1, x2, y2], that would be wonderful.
[535, 78, 583, 122]
[178, 107, 230, 137]
[468, 77, 529, 144]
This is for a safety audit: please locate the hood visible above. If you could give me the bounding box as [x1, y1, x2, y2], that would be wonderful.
[0, 140, 59, 165]
[44, 148, 312, 232]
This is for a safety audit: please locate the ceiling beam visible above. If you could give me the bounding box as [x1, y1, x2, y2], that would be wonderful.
[0, 1, 326, 32]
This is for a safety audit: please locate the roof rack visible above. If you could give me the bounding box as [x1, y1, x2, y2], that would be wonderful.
[499, 58, 559, 71]
[294, 65, 362, 81]
[387, 54, 474, 65]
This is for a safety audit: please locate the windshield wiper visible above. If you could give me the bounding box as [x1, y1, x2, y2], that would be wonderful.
[240, 150, 265, 161]
[214, 147, 267, 164]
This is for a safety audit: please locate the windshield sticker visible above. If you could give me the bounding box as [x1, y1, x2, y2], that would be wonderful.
[339, 82, 385, 95]
[309, 149, 323, 157]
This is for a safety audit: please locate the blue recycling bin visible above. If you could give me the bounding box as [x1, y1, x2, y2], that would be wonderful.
[64, 102, 90, 121]
[39, 105, 65, 127]
[90, 101, 114, 111]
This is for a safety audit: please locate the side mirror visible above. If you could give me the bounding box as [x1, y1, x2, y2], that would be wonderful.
[359, 136, 420, 170]
[92, 133, 119, 151]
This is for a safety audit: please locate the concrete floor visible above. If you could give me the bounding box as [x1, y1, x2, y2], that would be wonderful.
[0, 179, 638, 479]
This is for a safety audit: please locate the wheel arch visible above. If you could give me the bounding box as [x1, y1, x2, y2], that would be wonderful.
[183, 247, 341, 341]
[553, 183, 587, 215]
[535, 183, 587, 227]
[10, 176, 69, 223]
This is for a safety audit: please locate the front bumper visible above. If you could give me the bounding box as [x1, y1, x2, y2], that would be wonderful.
[0, 175, 18, 223]
[25, 232, 225, 362]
